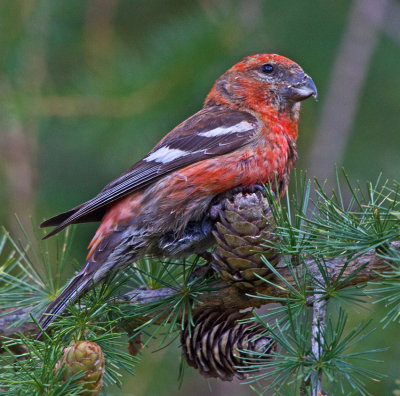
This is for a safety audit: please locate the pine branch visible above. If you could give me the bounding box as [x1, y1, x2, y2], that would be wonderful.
[0, 307, 35, 338]
[1, 241, 398, 339]
[309, 267, 328, 396]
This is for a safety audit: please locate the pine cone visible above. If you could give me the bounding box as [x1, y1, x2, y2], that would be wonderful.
[181, 307, 275, 381]
[55, 340, 105, 396]
[212, 191, 280, 289]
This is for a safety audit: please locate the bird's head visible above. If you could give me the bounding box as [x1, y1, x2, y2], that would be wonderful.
[205, 54, 317, 124]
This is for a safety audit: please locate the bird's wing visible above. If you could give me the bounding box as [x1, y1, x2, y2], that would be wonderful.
[40, 107, 261, 238]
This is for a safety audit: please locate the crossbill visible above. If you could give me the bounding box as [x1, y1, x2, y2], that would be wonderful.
[39, 54, 317, 330]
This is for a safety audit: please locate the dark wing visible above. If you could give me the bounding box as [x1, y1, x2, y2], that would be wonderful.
[41, 106, 260, 238]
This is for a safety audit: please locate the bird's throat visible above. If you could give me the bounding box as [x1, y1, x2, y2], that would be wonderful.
[258, 104, 299, 141]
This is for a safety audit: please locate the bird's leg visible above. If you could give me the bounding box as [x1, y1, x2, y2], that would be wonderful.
[188, 252, 215, 282]
[198, 251, 213, 263]
[209, 200, 225, 220]
[246, 183, 266, 194]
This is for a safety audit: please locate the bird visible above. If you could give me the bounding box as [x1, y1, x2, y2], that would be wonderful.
[39, 54, 317, 331]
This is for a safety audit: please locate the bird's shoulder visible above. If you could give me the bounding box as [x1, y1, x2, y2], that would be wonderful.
[105, 106, 262, 187]
[156, 106, 260, 144]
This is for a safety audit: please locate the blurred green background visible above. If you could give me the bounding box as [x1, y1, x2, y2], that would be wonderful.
[1, 0, 400, 394]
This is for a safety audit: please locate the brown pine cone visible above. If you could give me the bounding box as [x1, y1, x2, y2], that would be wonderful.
[181, 307, 275, 381]
[212, 191, 280, 289]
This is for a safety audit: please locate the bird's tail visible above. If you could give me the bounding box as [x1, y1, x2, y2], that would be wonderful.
[38, 268, 93, 332]
[38, 227, 143, 334]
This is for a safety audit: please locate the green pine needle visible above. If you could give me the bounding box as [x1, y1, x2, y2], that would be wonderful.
[239, 308, 385, 395]
[264, 169, 400, 259]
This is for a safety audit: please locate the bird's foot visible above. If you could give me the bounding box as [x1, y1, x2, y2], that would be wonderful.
[189, 254, 215, 282]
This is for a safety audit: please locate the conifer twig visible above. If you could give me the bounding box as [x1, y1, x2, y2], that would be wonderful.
[1, 241, 398, 338]
[309, 264, 328, 396]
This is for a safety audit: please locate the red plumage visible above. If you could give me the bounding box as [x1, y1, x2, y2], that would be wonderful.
[39, 54, 317, 331]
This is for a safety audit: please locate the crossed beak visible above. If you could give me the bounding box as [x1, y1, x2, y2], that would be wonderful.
[283, 73, 318, 102]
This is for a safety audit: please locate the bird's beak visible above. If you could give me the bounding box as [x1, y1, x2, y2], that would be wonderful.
[283, 73, 318, 102]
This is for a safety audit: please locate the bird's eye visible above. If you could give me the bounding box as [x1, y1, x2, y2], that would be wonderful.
[261, 64, 274, 74]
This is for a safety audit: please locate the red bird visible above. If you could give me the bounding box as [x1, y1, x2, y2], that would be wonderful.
[39, 54, 317, 330]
